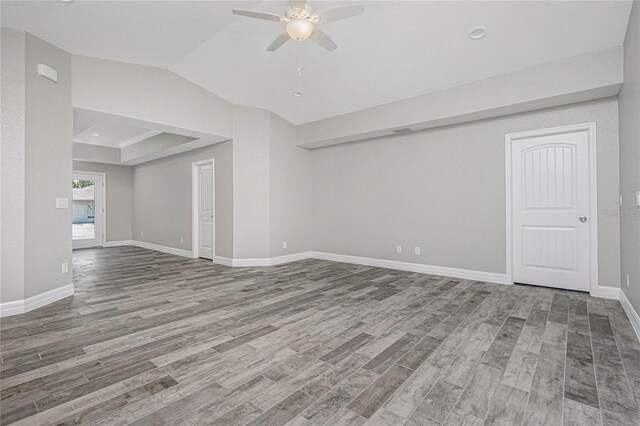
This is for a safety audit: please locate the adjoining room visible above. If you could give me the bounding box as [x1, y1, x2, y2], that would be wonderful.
[1, 1, 639, 425]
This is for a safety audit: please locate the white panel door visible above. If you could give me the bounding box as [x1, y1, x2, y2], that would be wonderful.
[198, 164, 214, 260]
[512, 130, 591, 291]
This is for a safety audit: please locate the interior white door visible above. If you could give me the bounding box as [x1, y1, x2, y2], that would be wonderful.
[198, 164, 214, 260]
[72, 173, 104, 249]
[512, 130, 591, 292]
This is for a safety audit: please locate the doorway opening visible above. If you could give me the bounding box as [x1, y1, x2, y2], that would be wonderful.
[72, 172, 105, 249]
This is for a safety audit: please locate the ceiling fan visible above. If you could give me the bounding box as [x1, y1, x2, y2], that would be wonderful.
[232, 1, 364, 52]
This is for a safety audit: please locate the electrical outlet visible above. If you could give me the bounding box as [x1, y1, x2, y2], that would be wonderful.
[636, 191, 640, 207]
[396, 246, 402, 254]
[61, 262, 68, 274]
[181, 237, 184, 244]
[282, 241, 287, 249]
[141, 231, 144, 238]
[414, 247, 421, 255]
[627, 274, 630, 289]
[620, 195, 623, 207]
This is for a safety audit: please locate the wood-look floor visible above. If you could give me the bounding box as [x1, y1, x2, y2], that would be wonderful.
[1, 246, 639, 425]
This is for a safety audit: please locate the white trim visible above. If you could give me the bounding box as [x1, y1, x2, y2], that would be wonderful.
[192, 159, 215, 262]
[133, 241, 193, 258]
[73, 171, 106, 249]
[102, 240, 135, 247]
[214, 256, 234, 267]
[231, 252, 313, 267]
[592, 285, 621, 300]
[620, 290, 640, 341]
[0, 284, 74, 318]
[505, 122, 598, 295]
[310, 252, 509, 284]
[103, 240, 134, 247]
[165, 248, 508, 283]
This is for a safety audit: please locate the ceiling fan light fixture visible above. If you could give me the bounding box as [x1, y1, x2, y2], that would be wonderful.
[286, 18, 315, 41]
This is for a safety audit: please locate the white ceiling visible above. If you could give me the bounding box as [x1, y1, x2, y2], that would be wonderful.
[2, 1, 633, 125]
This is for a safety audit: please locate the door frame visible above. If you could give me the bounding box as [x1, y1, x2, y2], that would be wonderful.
[191, 159, 215, 262]
[72, 171, 106, 249]
[505, 122, 598, 294]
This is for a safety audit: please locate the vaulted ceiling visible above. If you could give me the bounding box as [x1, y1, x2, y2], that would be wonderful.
[2, 1, 633, 125]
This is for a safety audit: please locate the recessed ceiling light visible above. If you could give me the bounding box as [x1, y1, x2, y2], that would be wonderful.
[92, 133, 100, 137]
[292, 91, 303, 97]
[58, 0, 74, 2]
[468, 26, 487, 40]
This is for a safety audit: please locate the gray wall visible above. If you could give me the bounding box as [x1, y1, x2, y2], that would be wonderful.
[73, 161, 133, 242]
[269, 112, 311, 257]
[73, 142, 120, 165]
[23, 33, 73, 299]
[232, 106, 271, 259]
[1, 28, 26, 303]
[132, 141, 233, 258]
[619, 1, 640, 313]
[230, 106, 312, 260]
[311, 98, 621, 288]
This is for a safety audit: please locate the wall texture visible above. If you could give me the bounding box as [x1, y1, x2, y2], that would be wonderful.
[23, 33, 73, 299]
[132, 142, 233, 258]
[73, 161, 133, 242]
[1, 28, 26, 303]
[311, 98, 621, 288]
[232, 106, 271, 259]
[269, 112, 311, 257]
[619, 1, 640, 314]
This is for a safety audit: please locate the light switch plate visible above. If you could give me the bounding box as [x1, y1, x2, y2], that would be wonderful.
[56, 197, 68, 209]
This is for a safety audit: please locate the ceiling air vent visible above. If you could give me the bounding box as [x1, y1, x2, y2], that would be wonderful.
[391, 127, 413, 134]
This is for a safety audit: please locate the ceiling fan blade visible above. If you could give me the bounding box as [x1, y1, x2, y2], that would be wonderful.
[267, 32, 291, 51]
[232, 9, 285, 23]
[312, 4, 364, 23]
[290, 1, 306, 11]
[310, 29, 337, 51]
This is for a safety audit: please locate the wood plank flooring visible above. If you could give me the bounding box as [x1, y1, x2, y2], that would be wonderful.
[1, 246, 639, 425]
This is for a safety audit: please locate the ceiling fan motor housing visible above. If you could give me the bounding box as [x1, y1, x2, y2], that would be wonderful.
[286, 4, 315, 20]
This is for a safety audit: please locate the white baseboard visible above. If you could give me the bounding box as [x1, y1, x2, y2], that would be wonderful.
[132, 241, 193, 258]
[221, 252, 313, 267]
[0, 283, 74, 318]
[620, 290, 640, 341]
[103, 240, 134, 247]
[592, 285, 621, 300]
[214, 256, 233, 266]
[122, 245, 505, 285]
[310, 252, 509, 285]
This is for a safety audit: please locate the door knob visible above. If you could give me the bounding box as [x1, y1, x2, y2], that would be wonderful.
[579, 216, 588, 222]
